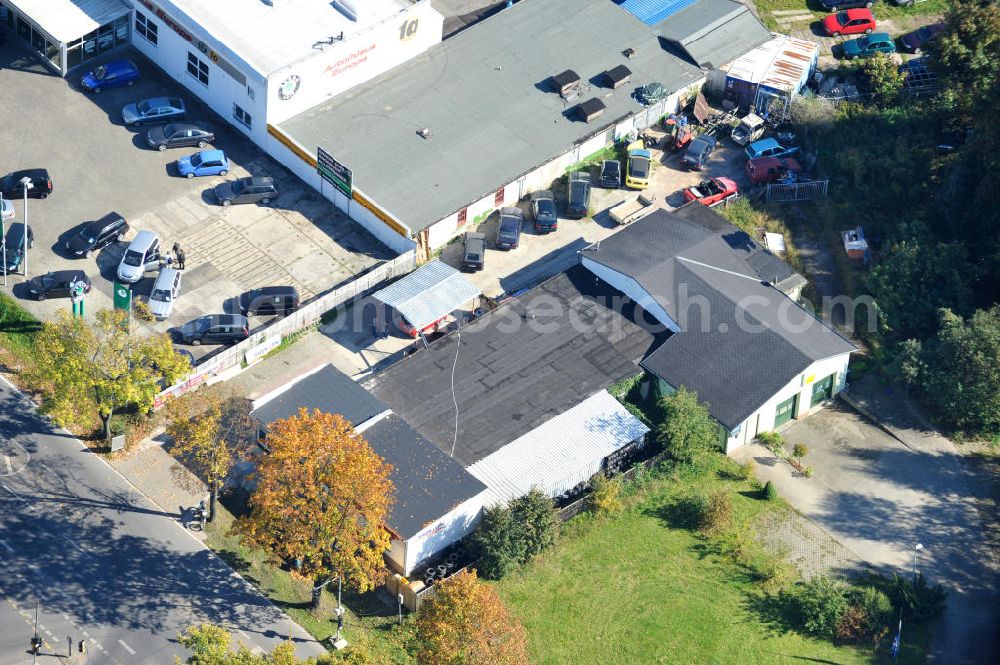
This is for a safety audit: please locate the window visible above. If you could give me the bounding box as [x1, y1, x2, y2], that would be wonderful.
[134, 11, 156, 44]
[247, 86, 255, 100]
[233, 103, 251, 129]
[187, 52, 209, 85]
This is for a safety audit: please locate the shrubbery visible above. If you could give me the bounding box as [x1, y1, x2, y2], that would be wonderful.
[763, 481, 779, 502]
[588, 474, 623, 517]
[892, 573, 947, 623]
[472, 489, 558, 579]
[757, 431, 785, 456]
[696, 490, 733, 536]
[792, 443, 808, 458]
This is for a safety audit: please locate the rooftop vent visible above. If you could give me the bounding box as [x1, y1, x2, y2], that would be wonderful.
[602, 65, 632, 89]
[577, 98, 606, 123]
[417, 128, 432, 139]
[622, 47, 637, 59]
[551, 69, 581, 96]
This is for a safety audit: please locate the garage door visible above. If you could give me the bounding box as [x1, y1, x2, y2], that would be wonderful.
[774, 394, 798, 428]
[811, 374, 834, 408]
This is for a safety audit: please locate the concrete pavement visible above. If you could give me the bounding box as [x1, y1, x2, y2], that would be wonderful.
[0, 378, 325, 664]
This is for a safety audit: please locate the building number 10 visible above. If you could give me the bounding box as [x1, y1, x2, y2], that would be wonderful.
[399, 18, 419, 41]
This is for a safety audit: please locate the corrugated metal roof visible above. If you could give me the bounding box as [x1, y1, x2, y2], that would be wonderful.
[6, 0, 129, 43]
[372, 260, 481, 331]
[725, 35, 819, 94]
[466, 391, 649, 507]
[620, 0, 700, 25]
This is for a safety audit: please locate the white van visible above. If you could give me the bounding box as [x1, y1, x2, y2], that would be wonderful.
[731, 113, 766, 146]
[117, 230, 161, 283]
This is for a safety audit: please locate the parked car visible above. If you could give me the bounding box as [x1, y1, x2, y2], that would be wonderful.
[65, 212, 129, 258]
[461, 232, 486, 272]
[745, 138, 801, 160]
[823, 9, 876, 36]
[900, 22, 946, 53]
[625, 146, 652, 189]
[214, 177, 279, 206]
[0, 168, 52, 199]
[495, 207, 523, 250]
[241, 286, 300, 317]
[179, 314, 249, 346]
[530, 190, 558, 233]
[146, 122, 215, 151]
[730, 113, 766, 146]
[683, 177, 738, 206]
[26, 270, 91, 301]
[682, 135, 717, 171]
[566, 171, 592, 219]
[1, 199, 12, 221]
[600, 160, 622, 188]
[148, 268, 182, 320]
[177, 150, 230, 179]
[843, 32, 896, 58]
[2, 223, 33, 275]
[80, 59, 139, 92]
[116, 230, 161, 284]
[122, 97, 186, 126]
[746, 156, 803, 184]
[819, 0, 874, 11]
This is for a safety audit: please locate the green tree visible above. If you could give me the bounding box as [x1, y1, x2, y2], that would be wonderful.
[656, 386, 719, 463]
[510, 488, 558, 561]
[472, 489, 558, 579]
[861, 52, 905, 107]
[929, 0, 1000, 124]
[175, 623, 333, 664]
[165, 389, 255, 522]
[788, 576, 850, 639]
[28, 309, 189, 439]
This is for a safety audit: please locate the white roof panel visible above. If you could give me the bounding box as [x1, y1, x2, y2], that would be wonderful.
[372, 260, 481, 331]
[467, 391, 649, 507]
[7, 0, 129, 43]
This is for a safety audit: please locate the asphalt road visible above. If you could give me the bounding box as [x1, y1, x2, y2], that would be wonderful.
[0, 379, 324, 664]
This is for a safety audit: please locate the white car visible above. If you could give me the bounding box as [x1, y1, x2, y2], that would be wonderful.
[148, 268, 181, 320]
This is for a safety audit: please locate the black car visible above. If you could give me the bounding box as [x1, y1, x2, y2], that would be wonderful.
[214, 176, 279, 206]
[179, 314, 250, 345]
[566, 171, 592, 219]
[241, 286, 300, 317]
[146, 122, 215, 151]
[26, 270, 91, 301]
[495, 207, 523, 250]
[819, 0, 874, 10]
[0, 169, 52, 199]
[65, 213, 129, 258]
[2, 223, 33, 274]
[461, 232, 486, 272]
[600, 160, 621, 188]
[530, 190, 558, 233]
[682, 135, 718, 171]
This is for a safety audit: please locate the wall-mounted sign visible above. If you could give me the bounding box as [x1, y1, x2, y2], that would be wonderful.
[317, 147, 352, 197]
[278, 74, 301, 100]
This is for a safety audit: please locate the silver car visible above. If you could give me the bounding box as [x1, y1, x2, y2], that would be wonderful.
[117, 230, 161, 284]
[148, 268, 181, 320]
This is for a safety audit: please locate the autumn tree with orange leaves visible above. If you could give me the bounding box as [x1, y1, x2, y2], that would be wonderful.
[231, 409, 394, 606]
[416, 570, 529, 665]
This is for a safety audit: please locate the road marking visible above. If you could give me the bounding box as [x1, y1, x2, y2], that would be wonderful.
[118, 639, 136, 655]
[0, 538, 13, 553]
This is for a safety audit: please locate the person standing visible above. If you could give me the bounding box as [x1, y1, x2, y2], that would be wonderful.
[176, 245, 186, 270]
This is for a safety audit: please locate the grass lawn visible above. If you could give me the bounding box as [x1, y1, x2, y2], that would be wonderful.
[496, 460, 926, 665]
[0, 291, 41, 364]
[752, 0, 948, 32]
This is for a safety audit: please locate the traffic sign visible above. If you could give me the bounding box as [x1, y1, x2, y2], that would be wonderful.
[113, 282, 132, 312]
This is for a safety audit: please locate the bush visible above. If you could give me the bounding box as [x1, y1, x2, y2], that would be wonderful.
[892, 573, 947, 623]
[472, 489, 558, 579]
[763, 480, 779, 502]
[697, 490, 733, 535]
[588, 474, 623, 517]
[804, 466, 815, 478]
[792, 443, 808, 458]
[757, 431, 785, 456]
[510, 489, 558, 561]
[751, 553, 797, 594]
[738, 458, 756, 481]
[788, 576, 850, 638]
[656, 387, 720, 464]
[133, 300, 155, 322]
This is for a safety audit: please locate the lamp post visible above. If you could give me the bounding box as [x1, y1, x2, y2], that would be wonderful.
[912, 542, 924, 582]
[19, 176, 32, 277]
[0, 192, 7, 288]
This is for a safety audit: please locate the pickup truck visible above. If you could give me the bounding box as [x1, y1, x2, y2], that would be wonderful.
[609, 194, 654, 226]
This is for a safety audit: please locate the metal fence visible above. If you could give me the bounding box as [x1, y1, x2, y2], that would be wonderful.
[766, 179, 829, 203]
[153, 250, 417, 407]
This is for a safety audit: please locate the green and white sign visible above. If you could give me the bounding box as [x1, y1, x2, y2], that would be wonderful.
[113, 282, 132, 312]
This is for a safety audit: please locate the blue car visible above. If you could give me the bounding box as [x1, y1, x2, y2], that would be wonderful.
[177, 150, 230, 179]
[842, 32, 896, 59]
[80, 59, 139, 93]
[122, 97, 186, 126]
[745, 138, 801, 160]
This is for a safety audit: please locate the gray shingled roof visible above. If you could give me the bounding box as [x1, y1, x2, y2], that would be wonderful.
[583, 207, 856, 429]
[363, 267, 670, 466]
[280, 0, 703, 234]
[253, 365, 386, 428]
[657, 0, 772, 69]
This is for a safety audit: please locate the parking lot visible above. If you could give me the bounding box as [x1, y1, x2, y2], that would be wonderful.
[0, 43, 392, 352]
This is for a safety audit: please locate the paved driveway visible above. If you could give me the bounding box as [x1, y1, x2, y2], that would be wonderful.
[0, 43, 391, 353]
[734, 388, 1000, 664]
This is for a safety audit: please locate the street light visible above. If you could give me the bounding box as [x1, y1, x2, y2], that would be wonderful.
[0, 192, 7, 288]
[912, 542, 924, 582]
[19, 176, 32, 277]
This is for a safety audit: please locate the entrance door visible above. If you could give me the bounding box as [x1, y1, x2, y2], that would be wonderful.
[811, 374, 834, 408]
[774, 394, 798, 428]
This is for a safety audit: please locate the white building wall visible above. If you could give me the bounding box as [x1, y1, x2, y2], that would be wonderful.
[580, 257, 679, 332]
[402, 489, 489, 576]
[265, 2, 443, 125]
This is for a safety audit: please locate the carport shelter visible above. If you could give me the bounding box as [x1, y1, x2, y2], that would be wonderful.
[1, 0, 131, 74]
[372, 260, 481, 337]
[251, 364, 488, 577]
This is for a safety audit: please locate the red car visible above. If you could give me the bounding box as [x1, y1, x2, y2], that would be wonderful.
[823, 8, 875, 36]
[746, 157, 803, 184]
[683, 177, 738, 206]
